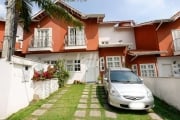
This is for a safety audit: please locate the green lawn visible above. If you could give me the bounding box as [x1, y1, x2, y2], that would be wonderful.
[153, 97, 180, 120]
[7, 84, 151, 120]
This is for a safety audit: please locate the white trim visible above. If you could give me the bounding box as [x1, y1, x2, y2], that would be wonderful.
[106, 56, 122, 68]
[132, 64, 138, 75]
[99, 57, 105, 71]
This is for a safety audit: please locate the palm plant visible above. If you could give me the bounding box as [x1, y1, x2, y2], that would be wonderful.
[2, 0, 82, 61]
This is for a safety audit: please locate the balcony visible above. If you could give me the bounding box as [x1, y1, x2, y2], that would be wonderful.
[173, 38, 180, 55]
[64, 35, 87, 50]
[28, 36, 53, 51]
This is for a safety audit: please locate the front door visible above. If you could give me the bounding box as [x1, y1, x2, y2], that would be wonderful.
[86, 67, 96, 83]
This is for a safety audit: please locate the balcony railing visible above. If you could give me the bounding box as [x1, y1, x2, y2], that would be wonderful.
[64, 35, 87, 50]
[173, 38, 180, 55]
[29, 36, 52, 51]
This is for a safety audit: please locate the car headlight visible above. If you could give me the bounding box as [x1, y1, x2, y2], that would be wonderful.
[110, 86, 120, 97]
[147, 90, 153, 98]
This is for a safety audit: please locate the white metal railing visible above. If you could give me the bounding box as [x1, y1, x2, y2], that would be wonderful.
[64, 35, 86, 47]
[30, 36, 52, 48]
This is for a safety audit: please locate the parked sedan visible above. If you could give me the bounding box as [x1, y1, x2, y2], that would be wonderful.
[103, 67, 154, 110]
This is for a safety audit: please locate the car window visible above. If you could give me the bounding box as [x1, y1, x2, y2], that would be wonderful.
[110, 70, 142, 83]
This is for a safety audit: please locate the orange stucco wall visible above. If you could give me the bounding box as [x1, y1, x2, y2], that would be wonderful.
[0, 21, 5, 50]
[22, 16, 99, 53]
[157, 19, 180, 56]
[134, 25, 159, 50]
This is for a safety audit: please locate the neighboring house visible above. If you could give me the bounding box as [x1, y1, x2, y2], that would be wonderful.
[98, 21, 136, 76]
[127, 11, 180, 78]
[22, 0, 105, 84]
[0, 18, 24, 57]
[0, 19, 5, 57]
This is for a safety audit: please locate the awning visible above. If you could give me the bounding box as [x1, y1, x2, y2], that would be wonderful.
[128, 50, 167, 61]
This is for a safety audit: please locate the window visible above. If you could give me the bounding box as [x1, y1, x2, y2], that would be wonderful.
[66, 60, 81, 72]
[132, 64, 138, 75]
[172, 29, 180, 51]
[172, 63, 180, 77]
[67, 27, 85, 46]
[140, 64, 156, 77]
[44, 60, 57, 65]
[106, 56, 121, 68]
[33, 28, 52, 47]
[99, 57, 105, 71]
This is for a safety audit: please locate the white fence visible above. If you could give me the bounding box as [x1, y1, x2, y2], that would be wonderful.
[0, 56, 59, 119]
[143, 77, 180, 111]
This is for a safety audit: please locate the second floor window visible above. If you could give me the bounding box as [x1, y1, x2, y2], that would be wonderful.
[33, 28, 52, 47]
[67, 27, 85, 46]
[172, 29, 180, 51]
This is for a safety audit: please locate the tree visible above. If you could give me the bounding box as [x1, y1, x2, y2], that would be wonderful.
[2, 0, 82, 61]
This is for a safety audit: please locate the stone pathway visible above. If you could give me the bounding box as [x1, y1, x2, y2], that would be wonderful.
[27, 84, 163, 120]
[28, 87, 69, 120]
[74, 84, 117, 119]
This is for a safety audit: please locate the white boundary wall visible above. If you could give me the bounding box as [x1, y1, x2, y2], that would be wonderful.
[0, 56, 58, 119]
[143, 77, 180, 111]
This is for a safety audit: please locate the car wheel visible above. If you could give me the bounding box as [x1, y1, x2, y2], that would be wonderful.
[107, 93, 110, 105]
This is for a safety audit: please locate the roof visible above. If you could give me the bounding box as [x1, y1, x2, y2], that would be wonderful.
[32, 0, 105, 22]
[128, 50, 167, 56]
[135, 11, 180, 27]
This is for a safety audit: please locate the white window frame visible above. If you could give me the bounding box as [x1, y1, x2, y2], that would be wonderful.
[99, 57, 105, 71]
[172, 63, 180, 77]
[66, 59, 81, 72]
[34, 28, 52, 47]
[68, 26, 85, 46]
[106, 56, 121, 68]
[172, 29, 180, 51]
[132, 64, 138, 75]
[140, 63, 157, 77]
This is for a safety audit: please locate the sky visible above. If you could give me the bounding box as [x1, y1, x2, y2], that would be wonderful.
[0, 0, 179, 23]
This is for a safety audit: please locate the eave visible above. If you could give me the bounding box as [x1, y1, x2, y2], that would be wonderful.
[128, 50, 168, 62]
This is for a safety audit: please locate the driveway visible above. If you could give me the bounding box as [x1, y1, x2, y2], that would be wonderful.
[10, 84, 162, 120]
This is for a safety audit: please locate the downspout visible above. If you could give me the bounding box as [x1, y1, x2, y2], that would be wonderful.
[155, 20, 163, 31]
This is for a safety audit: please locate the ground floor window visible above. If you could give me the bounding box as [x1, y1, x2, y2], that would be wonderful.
[106, 56, 121, 68]
[132, 64, 138, 75]
[140, 64, 156, 77]
[172, 63, 180, 77]
[44, 60, 57, 65]
[66, 60, 81, 72]
[99, 57, 105, 71]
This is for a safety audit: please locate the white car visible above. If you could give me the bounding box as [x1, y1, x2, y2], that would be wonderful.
[103, 67, 154, 110]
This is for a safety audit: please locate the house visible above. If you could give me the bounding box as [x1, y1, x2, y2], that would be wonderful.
[127, 11, 180, 77]
[0, 19, 5, 57]
[22, 0, 105, 84]
[0, 18, 24, 57]
[98, 21, 136, 77]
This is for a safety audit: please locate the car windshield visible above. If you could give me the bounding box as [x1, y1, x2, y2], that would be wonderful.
[110, 70, 142, 84]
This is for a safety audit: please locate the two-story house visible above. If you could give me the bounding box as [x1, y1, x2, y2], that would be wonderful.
[0, 18, 24, 57]
[22, 0, 105, 84]
[127, 11, 180, 77]
[98, 21, 136, 77]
